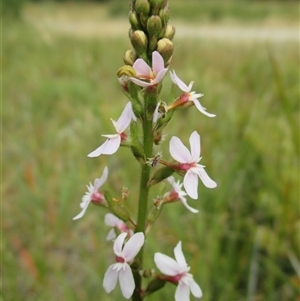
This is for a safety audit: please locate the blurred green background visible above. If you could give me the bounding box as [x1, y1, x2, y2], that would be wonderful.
[3, 0, 299, 301]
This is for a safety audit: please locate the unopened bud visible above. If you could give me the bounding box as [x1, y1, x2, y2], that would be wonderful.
[157, 38, 173, 64]
[164, 24, 175, 40]
[145, 278, 166, 295]
[159, 5, 170, 26]
[135, 0, 150, 16]
[117, 65, 136, 78]
[149, 35, 158, 52]
[130, 30, 148, 56]
[148, 166, 174, 186]
[123, 50, 137, 66]
[147, 15, 162, 37]
[129, 10, 140, 30]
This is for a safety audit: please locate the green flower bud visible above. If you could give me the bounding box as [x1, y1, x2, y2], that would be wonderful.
[135, 0, 150, 16]
[157, 38, 173, 64]
[148, 166, 174, 186]
[159, 5, 170, 26]
[130, 30, 148, 56]
[149, 0, 165, 8]
[123, 50, 137, 66]
[149, 35, 158, 52]
[117, 65, 136, 78]
[147, 15, 162, 37]
[129, 10, 140, 30]
[146, 204, 163, 230]
[164, 24, 175, 40]
[145, 278, 166, 295]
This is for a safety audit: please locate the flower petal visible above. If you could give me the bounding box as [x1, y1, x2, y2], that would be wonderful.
[94, 166, 109, 189]
[184, 170, 199, 199]
[152, 51, 165, 75]
[115, 102, 135, 133]
[189, 278, 203, 298]
[180, 197, 199, 213]
[114, 232, 127, 255]
[118, 264, 135, 299]
[189, 131, 201, 160]
[193, 99, 216, 117]
[103, 264, 118, 293]
[72, 198, 91, 220]
[133, 58, 152, 77]
[154, 253, 180, 276]
[175, 283, 190, 301]
[105, 213, 121, 227]
[106, 228, 117, 241]
[170, 70, 189, 92]
[128, 77, 153, 88]
[122, 232, 145, 262]
[196, 166, 217, 189]
[153, 68, 168, 84]
[174, 242, 188, 270]
[101, 136, 121, 155]
[169, 136, 192, 163]
[87, 139, 109, 157]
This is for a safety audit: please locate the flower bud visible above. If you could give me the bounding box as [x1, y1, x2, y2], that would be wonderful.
[129, 10, 140, 30]
[148, 166, 174, 186]
[149, 0, 165, 8]
[144, 278, 166, 295]
[159, 5, 170, 26]
[117, 65, 136, 78]
[164, 24, 175, 40]
[157, 38, 173, 64]
[130, 30, 148, 56]
[148, 35, 158, 52]
[135, 0, 150, 16]
[123, 50, 137, 66]
[147, 15, 162, 37]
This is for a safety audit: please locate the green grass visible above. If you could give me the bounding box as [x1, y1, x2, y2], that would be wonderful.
[3, 2, 299, 301]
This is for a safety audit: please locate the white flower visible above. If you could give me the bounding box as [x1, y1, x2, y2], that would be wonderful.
[103, 232, 145, 299]
[88, 102, 136, 157]
[73, 167, 108, 220]
[154, 241, 203, 301]
[129, 51, 168, 88]
[169, 70, 215, 117]
[105, 213, 134, 241]
[169, 131, 217, 199]
[165, 176, 198, 213]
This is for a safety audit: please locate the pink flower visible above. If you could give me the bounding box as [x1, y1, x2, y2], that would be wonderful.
[169, 71, 215, 117]
[154, 241, 202, 301]
[105, 213, 134, 241]
[164, 176, 198, 213]
[73, 167, 108, 220]
[169, 131, 217, 199]
[129, 51, 168, 88]
[103, 232, 145, 299]
[88, 102, 136, 157]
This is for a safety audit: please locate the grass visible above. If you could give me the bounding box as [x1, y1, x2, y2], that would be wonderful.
[3, 1, 299, 301]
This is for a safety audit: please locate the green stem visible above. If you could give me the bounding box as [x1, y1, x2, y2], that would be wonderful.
[132, 96, 155, 301]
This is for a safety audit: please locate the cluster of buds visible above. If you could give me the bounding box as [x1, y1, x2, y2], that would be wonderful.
[74, 1, 217, 300]
[125, 0, 175, 66]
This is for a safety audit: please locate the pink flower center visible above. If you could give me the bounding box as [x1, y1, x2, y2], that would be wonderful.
[120, 132, 127, 141]
[91, 192, 104, 203]
[115, 256, 125, 263]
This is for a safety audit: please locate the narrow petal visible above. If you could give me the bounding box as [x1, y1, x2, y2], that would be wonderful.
[87, 140, 108, 157]
[123, 232, 145, 262]
[184, 171, 199, 200]
[170, 136, 192, 163]
[152, 51, 165, 74]
[175, 283, 191, 301]
[193, 99, 216, 117]
[189, 131, 201, 160]
[129, 77, 153, 88]
[106, 228, 117, 241]
[196, 166, 217, 189]
[180, 197, 199, 213]
[170, 70, 189, 92]
[174, 242, 188, 269]
[154, 253, 180, 276]
[100, 136, 121, 155]
[73, 199, 91, 220]
[133, 58, 152, 77]
[114, 232, 127, 255]
[116, 102, 134, 133]
[118, 264, 135, 299]
[96, 166, 109, 188]
[103, 264, 118, 293]
[189, 279, 203, 298]
[153, 68, 168, 84]
[105, 213, 120, 227]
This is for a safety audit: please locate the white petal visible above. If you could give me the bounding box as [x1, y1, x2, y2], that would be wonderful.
[118, 264, 135, 299]
[175, 283, 190, 301]
[103, 264, 118, 293]
[106, 228, 117, 241]
[96, 166, 109, 188]
[129, 77, 153, 88]
[105, 213, 121, 227]
[189, 131, 201, 160]
[154, 253, 180, 276]
[193, 99, 216, 117]
[123, 232, 145, 262]
[114, 232, 127, 255]
[189, 279, 203, 298]
[116, 102, 134, 133]
[133, 58, 152, 77]
[170, 70, 189, 92]
[73, 199, 91, 220]
[153, 68, 168, 84]
[196, 166, 217, 189]
[174, 242, 188, 269]
[100, 136, 121, 155]
[180, 198, 199, 213]
[169, 136, 192, 163]
[184, 171, 199, 200]
[152, 51, 165, 75]
[87, 139, 109, 157]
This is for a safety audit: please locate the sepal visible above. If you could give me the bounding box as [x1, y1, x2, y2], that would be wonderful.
[148, 166, 174, 186]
